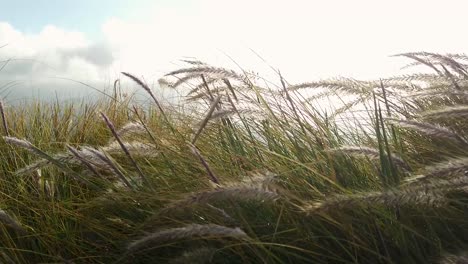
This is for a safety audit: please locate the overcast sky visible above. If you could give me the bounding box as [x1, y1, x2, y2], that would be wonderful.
[1, 0, 468, 101]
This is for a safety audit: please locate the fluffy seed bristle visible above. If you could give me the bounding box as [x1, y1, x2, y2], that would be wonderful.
[171, 73, 203, 88]
[115, 122, 147, 137]
[127, 224, 248, 254]
[304, 188, 448, 214]
[104, 141, 158, 157]
[165, 66, 248, 85]
[3, 136, 35, 152]
[422, 105, 468, 119]
[163, 187, 279, 213]
[387, 118, 468, 145]
[411, 157, 468, 183]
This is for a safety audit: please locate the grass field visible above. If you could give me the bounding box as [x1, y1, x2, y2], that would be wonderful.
[0, 52, 466, 263]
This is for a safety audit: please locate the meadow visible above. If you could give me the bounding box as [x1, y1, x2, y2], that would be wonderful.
[0, 52, 466, 263]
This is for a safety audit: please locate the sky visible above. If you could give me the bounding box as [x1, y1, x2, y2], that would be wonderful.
[1, 0, 468, 102]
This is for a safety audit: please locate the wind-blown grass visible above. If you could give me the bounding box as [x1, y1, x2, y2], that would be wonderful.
[0, 52, 466, 263]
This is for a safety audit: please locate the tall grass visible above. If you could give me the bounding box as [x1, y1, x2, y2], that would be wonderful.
[0, 52, 466, 263]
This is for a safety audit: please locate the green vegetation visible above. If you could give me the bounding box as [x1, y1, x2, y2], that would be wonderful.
[0, 52, 467, 263]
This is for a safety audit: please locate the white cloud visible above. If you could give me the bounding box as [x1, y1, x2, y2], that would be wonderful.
[101, 0, 468, 82]
[0, 22, 114, 101]
[2, 0, 468, 101]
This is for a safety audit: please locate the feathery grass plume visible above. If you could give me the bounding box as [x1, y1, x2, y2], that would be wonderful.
[101, 112, 151, 188]
[168, 247, 217, 264]
[329, 146, 411, 172]
[186, 79, 264, 101]
[437, 251, 468, 264]
[75, 147, 114, 170]
[390, 73, 449, 83]
[3, 136, 94, 186]
[121, 72, 160, 109]
[401, 58, 440, 70]
[13, 153, 72, 175]
[446, 53, 468, 61]
[405, 157, 468, 184]
[162, 187, 279, 214]
[3, 136, 37, 153]
[191, 95, 222, 145]
[392, 52, 443, 75]
[127, 224, 249, 254]
[287, 78, 375, 95]
[422, 105, 468, 120]
[221, 171, 279, 192]
[84, 147, 134, 190]
[287, 78, 360, 91]
[180, 58, 208, 66]
[114, 122, 147, 138]
[188, 144, 220, 185]
[301, 90, 336, 102]
[14, 162, 45, 176]
[440, 64, 463, 90]
[170, 73, 203, 88]
[279, 72, 308, 138]
[411, 90, 468, 98]
[165, 66, 249, 86]
[0, 101, 9, 136]
[0, 209, 27, 235]
[412, 52, 468, 78]
[379, 79, 420, 91]
[104, 141, 158, 158]
[303, 187, 449, 214]
[387, 118, 468, 145]
[157, 77, 173, 88]
[121, 72, 178, 136]
[403, 175, 468, 191]
[66, 145, 101, 178]
[206, 204, 237, 224]
[113, 78, 121, 100]
[12, 142, 133, 175]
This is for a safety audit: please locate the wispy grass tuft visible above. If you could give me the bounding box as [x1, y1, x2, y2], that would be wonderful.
[423, 105, 468, 119]
[127, 224, 249, 254]
[387, 118, 468, 145]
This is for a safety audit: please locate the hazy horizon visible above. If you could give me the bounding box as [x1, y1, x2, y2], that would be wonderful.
[1, 0, 468, 102]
